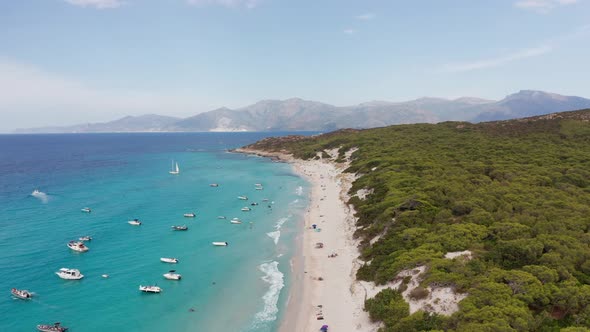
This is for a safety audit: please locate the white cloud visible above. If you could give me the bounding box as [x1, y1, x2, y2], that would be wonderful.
[356, 13, 376, 20]
[514, 0, 579, 13]
[441, 45, 553, 72]
[343, 28, 356, 35]
[186, 0, 260, 8]
[64, 0, 124, 9]
[0, 58, 213, 131]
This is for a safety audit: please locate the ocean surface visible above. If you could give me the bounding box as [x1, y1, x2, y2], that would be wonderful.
[0, 133, 310, 332]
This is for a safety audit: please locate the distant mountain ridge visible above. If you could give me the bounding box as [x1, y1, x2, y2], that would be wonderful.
[15, 90, 590, 133]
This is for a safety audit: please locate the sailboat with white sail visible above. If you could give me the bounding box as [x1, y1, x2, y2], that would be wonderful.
[169, 161, 180, 175]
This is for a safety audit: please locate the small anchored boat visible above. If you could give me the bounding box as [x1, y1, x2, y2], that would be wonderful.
[37, 322, 68, 332]
[160, 257, 179, 264]
[139, 285, 162, 293]
[230, 219, 242, 224]
[11, 288, 32, 300]
[55, 268, 84, 280]
[212, 242, 228, 246]
[163, 270, 182, 280]
[128, 219, 142, 226]
[67, 241, 89, 252]
[172, 225, 188, 231]
[237, 196, 248, 200]
[241, 207, 251, 212]
[217, 216, 226, 219]
[209, 183, 219, 187]
[183, 213, 196, 218]
[31, 189, 43, 197]
[79, 236, 92, 242]
[81, 207, 91, 213]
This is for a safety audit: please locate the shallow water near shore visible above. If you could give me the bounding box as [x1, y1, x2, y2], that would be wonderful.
[0, 133, 309, 331]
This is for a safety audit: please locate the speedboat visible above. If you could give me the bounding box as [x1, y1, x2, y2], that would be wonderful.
[230, 219, 242, 224]
[183, 213, 196, 218]
[31, 189, 42, 196]
[209, 183, 219, 187]
[241, 207, 251, 212]
[102, 274, 109, 278]
[251, 202, 259, 206]
[37, 322, 68, 332]
[128, 219, 142, 226]
[255, 183, 263, 187]
[172, 225, 188, 231]
[212, 241, 228, 246]
[237, 196, 248, 200]
[139, 285, 162, 293]
[11, 288, 32, 300]
[79, 236, 92, 242]
[163, 270, 182, 280]
[160, 257, 179, 264]
[56, 268, 84, 280]
[67, 241, 89, 252]
[217, 216, 226, 219]
[81, 207, 91, 213]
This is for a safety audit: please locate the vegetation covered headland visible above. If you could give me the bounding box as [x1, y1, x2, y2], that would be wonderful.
[244, 109, 590, 331]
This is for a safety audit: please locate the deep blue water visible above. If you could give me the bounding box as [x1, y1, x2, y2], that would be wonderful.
[0, 133, 310, 331]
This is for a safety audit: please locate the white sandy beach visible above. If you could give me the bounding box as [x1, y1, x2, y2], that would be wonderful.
[237, 148, 380, 332]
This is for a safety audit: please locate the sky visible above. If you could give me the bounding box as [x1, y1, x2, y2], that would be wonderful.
[0, 0, 589, 131]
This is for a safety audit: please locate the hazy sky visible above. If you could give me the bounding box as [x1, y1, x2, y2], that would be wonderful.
[1, 0, 589, 131]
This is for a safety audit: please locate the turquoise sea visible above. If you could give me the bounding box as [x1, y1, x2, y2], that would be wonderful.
[0, 133, 309, 331]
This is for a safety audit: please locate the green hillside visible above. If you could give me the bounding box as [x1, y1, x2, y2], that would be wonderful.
[245, 110, 590, 331]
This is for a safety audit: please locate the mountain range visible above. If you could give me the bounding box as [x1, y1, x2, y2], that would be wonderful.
[15, 90, 590, 133]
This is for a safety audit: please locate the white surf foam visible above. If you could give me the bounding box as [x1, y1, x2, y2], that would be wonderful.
[266, 231, 281, 245]
[252, 261, 284, 326]
[295, 186, 303, 196]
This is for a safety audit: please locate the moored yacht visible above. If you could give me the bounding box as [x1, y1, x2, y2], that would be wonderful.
[163, 270, 182, 280]
[212, 241, 228, 246]
[160, 257, 179, 264]
[36, 322, 68, 332]
[241, 207, 251, 212]
[217, 216, 226, 219]
[209, 183, 219, 187]
[128, 219, 142, 226]
[55, 268, 84, 280]
[183, 213, 196, 218]
[171, 225, 188, 231]
[11, 288, 33, 300]
[81, 207, 91, 213]
[139, 285, 162, 293]
[79, 236, 92, 242]
[67, 241, 89, 252]
[237, 196, 248, 200]
[230, 219, 242, 224]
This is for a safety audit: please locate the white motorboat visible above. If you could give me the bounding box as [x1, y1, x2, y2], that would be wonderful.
[163, 270, 182, 280]
[217, 216, 226, 219]
[81, 207, 92, 213]
[255, 187, 263, 190]
[67, 241, 89, 252]
[183, 213, 196, 218]
[11, 288, 32, 300]
[55, 268, 84, 280]
[102, 274, 109, 278]
[172, 225, 188, 231]
[37, 322, 68, 332]
[31, 189, 42, 196]
[128, 219, 142, 226]
[241, 207, 251, 212]
[230, 219, 242, 224]
[262, 198, 269, 202]
[255, 183, 263, 187]
[209, 183, 219, 187]
[237, 196, 248, 200]
[169, 161, 180, 175]
[160, 257, 179, 264]
[212, 241, 228, 246]
[139, 285, 162, 293]
[79, 236, 92, 242]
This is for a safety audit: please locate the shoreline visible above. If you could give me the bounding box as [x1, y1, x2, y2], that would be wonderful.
[236, 147, 379, 332]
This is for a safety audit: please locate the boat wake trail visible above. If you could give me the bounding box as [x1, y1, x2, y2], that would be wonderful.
[252, 261, 284, 328]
